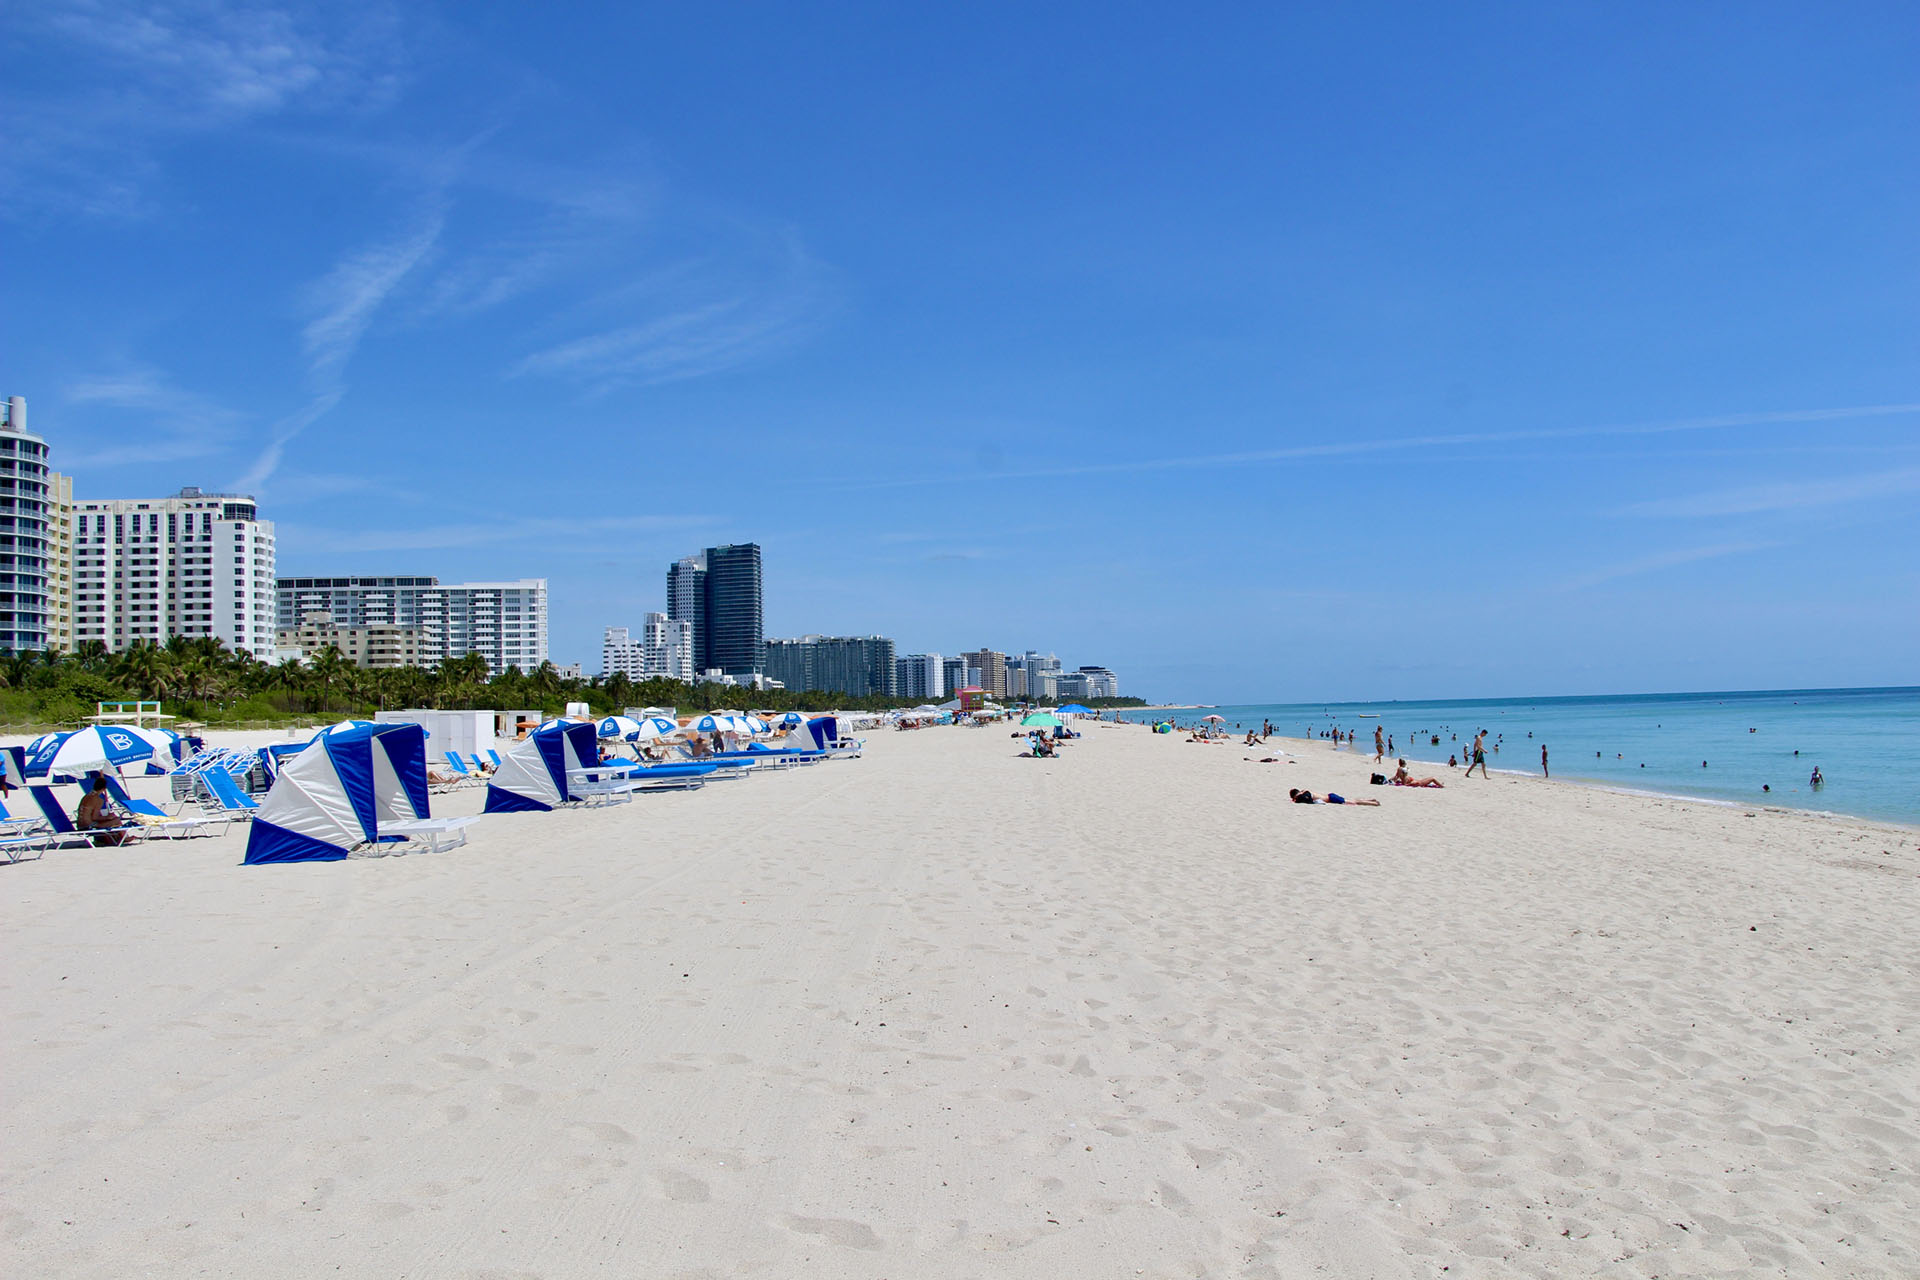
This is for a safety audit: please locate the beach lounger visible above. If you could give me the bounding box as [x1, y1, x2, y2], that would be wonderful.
[443, 752, 481, 784]
[28, 786, 141, 848]
[378, 816, 481, 854]
[625, 763, 718, 791]
[196, 768, 261, 816]
[466, 753, 494, 776]
[102, 774, 235, 839]
[486, 750, 503, 769]
[569, 777, 641, 805]
[0, 797, 47, 861]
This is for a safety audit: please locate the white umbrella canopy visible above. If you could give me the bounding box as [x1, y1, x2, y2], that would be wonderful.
[740, 715, 770, 735]
[23, 726, 159, 777]
[598, 715, 644, 739]
[631, 716, 680, 741]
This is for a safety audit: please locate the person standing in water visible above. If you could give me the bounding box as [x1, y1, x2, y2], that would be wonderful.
[1541, 744, 1549, 777]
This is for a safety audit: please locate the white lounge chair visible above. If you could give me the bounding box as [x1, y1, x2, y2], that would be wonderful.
[378, 816, 481, 854]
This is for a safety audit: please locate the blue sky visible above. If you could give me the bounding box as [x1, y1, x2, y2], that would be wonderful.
[5, 2, 1915, 702]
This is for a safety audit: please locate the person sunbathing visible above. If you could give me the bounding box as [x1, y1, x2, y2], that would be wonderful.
[1391, 760, 1444, 788]
[1288, 788, 1380, 806]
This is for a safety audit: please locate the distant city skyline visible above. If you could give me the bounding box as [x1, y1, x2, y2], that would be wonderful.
[5, 5, 1914, 702]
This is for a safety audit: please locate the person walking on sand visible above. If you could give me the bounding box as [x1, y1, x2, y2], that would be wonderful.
[1465, 730, 1490, 779]
[1541, 744, 1549, 777]
[1374, 725, 1385, 762]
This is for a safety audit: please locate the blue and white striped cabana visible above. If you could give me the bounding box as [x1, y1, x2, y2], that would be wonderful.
[484, 721, 599, 813]
[243, 723, 431, 864]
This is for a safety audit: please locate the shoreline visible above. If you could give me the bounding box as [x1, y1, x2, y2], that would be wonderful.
[1123, 706, 1918, 829]
[1256, 732, 1920, 835]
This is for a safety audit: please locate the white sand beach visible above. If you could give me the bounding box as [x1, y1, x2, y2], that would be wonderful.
[3, 724, 1916, 1278]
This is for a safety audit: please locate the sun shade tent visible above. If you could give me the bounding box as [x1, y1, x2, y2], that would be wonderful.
[785, 716, 840, 752]
[243, 723, 432, 864]
[484, 721, 599, 813]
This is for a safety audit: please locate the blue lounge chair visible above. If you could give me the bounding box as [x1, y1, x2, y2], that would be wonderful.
[0, 796, 48, 862]
[196, 768, 261, 815]
[102, 774, 235, 839]
[28, 786, 136, 848]
[486, 749, 503, 769]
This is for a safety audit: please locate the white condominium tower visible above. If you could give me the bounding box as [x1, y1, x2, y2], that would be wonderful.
[0, 396, 52, 652]
[602, 613, 695, 683]
[274, 575, 549, 674]
[71, 487, 278, 657]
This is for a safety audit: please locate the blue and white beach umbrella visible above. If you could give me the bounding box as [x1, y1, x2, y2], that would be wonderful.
[775, 711, 807, 728]
[598, 715, 644, 740]
[741, 715, 771, 735]
[25, 731, 66, 756]
[632, 716, 680, 741]
[689, 713, 732, 735]
[23, 726, 159, 777]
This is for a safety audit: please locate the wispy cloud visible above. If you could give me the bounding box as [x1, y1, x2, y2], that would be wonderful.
[301, 205, 445, 384]
[63, 366, 246, 465]
[1558, 541, 1780, 591]
[511, 227, 832, 392]
[1613, 468, 1920, 518]
[4, 2, 407, 220]
[235, 200, 445, 491]
[843, 403, 1920, 490]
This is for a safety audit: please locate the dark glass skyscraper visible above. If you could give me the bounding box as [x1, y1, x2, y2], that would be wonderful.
[668, 543, 763, 678]
[702, 543, 764, 677]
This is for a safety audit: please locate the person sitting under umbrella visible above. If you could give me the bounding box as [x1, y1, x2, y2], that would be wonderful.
[76, 774, 133, 846]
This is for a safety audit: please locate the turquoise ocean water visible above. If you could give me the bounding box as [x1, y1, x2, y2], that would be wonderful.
[1119, 687, 1920, 826]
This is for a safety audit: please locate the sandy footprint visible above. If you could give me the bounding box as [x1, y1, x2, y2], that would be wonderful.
[776, 1213, 882, 1250]
[653, 1169, 711, 1202]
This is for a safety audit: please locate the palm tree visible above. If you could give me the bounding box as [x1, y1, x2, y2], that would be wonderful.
[308, 645, 347, 713]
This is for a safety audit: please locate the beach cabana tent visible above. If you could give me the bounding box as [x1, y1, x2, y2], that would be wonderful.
[785, 716, 841, 752]
[484, 721, 599, 813]
[243, 723, 431, 864]
[308, 719, 382, 743]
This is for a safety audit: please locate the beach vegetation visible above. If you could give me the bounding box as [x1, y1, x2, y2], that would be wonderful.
[0, 639, 1138, 730]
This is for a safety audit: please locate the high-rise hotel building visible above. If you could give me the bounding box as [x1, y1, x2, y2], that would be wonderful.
[666, 542, 764, 678]
[0, 396, 52, 652]
[45, 472, 74, 653]
[274, 576, 548, 674]
[71, 486, 278, 658]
